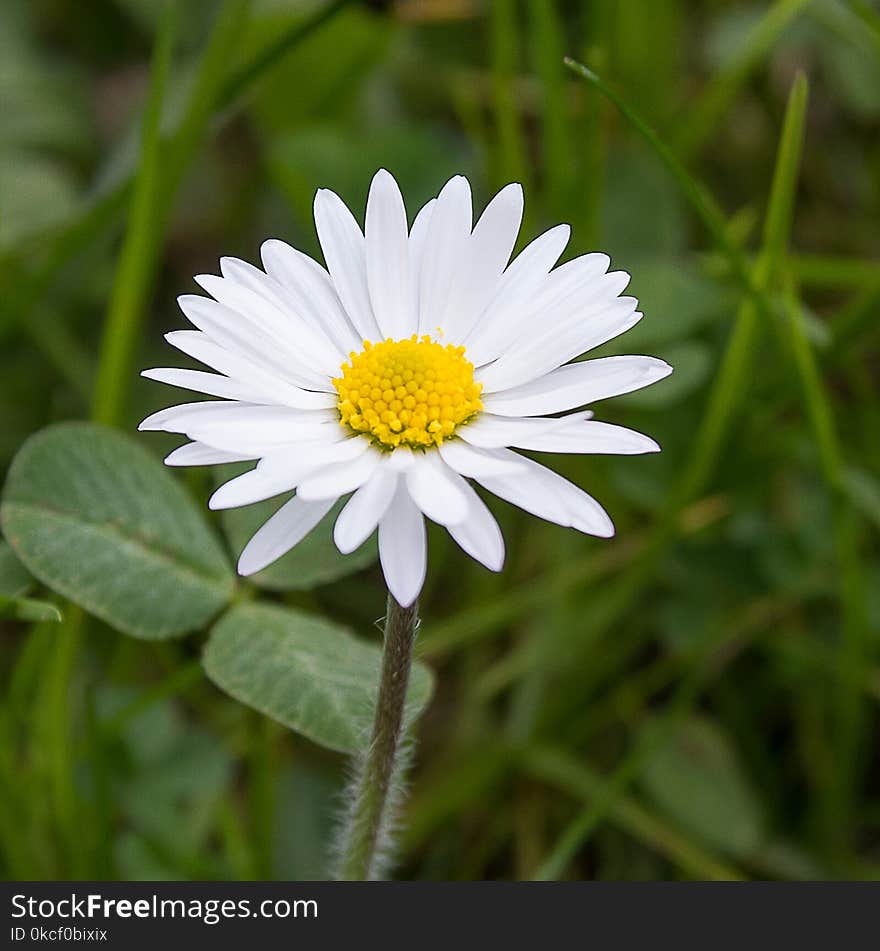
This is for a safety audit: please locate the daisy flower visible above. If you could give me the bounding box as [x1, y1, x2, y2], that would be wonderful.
[140, 170, 671, 607]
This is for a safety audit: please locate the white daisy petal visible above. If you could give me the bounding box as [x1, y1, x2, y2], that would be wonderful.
[441, 182, 523, 344]
[529, 254, 617, 315]
[458, 412, 589, 449]
[333, 465, 399, 554]
[223, 248, 353, 355]
[296, 445, 382, 501]
[366, 169, 415, 340]
[141, 367, 270, 403]
[509, 420, 661, 455]
[194, 273, 341, 378]
[139, 400, 331, 433]
[260, 239, 361, 354]
[408, 197, 436, 277]
[463, 223, 570, 365]
[404, 454, 470, 526]
[142, 171, 668, 600]
[475, 258, 630, 389]
[218, 255, 290, 308]
[378, 484, 426, 607]
[417, 175, 472, 335]
[444, 472, 505, 571]
[438, 439, 527, 478]
[238, 495, 337, 576]
[478, 297, 642, 392]
[314, 187, 382, 341]
[139, 400, 234, 431]
[209, 466, 301, 511]
[169, 313, 336, 403]
[473, 454, 570, 526]
[140, 401, 339, 455]
[477, 449, 615, 537]
[164, 442, 256, 467]
[218, 254, 344, 355]
[482, 355, 673, 416]
[386, 445, 416, 472]
[192, 425, 341, 458]
[208, 438, 369, 510]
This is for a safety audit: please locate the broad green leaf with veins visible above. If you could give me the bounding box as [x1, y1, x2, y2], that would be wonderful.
[1, 422, 235, 639]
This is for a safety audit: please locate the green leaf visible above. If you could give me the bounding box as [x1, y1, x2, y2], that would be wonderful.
[215, 464, 377, 591]
[1, 422, 234, 639]
[203, 602, 434, 754]
[639, 715, 764, 858]
[0, 538, 33, 597]
[0, 594, 62, 623]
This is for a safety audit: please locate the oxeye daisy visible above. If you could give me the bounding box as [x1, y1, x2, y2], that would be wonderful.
[139, 169, 672, 608]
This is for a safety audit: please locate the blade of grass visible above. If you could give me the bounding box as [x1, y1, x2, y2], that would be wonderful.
[161, 0, 251, 203]
[403, 746, 514, 853]
[0, 596, 62, 623]
[572, 584, 829, 747]
[93, 0, 256, 425]
[531, 583, 819, 880]
[249, 714, 281, 879]
[100, 660, 203, 735]
[219, 0, 355, 105]
[784, 293, 843, 488]
[813, 0, 880, 57]
[845, 0, 880, 52]
[675, 0, 812, 159]
[3, 0, 351, 384]
[565, 57, 771, 320]
[36, 610, 85, 875]
[519, 78, 813, 875]
[671, 71, 808, 506]
[523, 747, 746, 880]
[421, 496, 726, 659]
[478, 74, 810, 708]
[766, 635, 880, 705]
[39, 1, 249, 877]
[528, 0, 572, 219]
[92, 0, 179, 426]
[782, 274, 870, 858]
[791, 254, 880, 289]
[5, 0, 356, 878]
[830, 283, 880, 357]
[490, 0, 530, 191]
[842, 467, 880, 533]
[574, 10, 608, 245]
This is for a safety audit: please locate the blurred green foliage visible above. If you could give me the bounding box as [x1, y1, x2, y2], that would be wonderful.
[0, 0, 878, 881]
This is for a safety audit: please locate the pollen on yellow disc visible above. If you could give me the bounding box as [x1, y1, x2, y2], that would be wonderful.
[333, 335, 484, 450]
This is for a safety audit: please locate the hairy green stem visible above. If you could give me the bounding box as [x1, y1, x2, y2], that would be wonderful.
[339, 594, 419, 880]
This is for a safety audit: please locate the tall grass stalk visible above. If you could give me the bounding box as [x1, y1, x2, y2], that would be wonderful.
[92, 1, 179, 426]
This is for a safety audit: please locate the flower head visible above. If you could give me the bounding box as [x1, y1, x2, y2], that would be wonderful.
[140, 170, 672, 606]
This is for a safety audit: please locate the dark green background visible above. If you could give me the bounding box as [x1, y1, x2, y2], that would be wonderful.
[1, 0, 878, 880]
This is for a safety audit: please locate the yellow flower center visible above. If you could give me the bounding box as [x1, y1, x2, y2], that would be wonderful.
[333, 335, 483, 450]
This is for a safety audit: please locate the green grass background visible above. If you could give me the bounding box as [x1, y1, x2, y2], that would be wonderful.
[1, 0, 879, 880]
